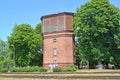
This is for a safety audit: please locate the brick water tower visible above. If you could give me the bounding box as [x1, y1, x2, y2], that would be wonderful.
[41, 12, 75, 69]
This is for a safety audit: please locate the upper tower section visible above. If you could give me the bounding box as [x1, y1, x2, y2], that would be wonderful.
[41, 12, 74, 34]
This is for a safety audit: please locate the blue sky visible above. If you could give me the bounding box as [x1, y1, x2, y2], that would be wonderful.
[0, 0, 120, 41]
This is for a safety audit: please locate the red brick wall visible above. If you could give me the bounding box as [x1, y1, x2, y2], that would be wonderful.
[65, 14, 74, 30]
[42, 12, 74, 33]
[42, 14, 65, 33]
[42, 12, 75, 69]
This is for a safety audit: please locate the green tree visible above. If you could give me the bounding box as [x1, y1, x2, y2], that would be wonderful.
[35, 23, 41, 34]
[29, 23, 43, 66]
[0, 39, 12, 71]
[8, 24, 42, 67]
[0, 39, 7, 69]
[8, 24, 33, 66]
[8, 24, 42, 66]
[0, 39, 7, 61]
[73, 0, 120, 68]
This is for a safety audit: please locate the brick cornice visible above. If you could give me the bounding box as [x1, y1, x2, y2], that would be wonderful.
[42, 30, 73, 35]
[42, 31, 74, 39]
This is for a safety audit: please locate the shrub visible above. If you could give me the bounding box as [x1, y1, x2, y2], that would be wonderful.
[28, 66, 40, 72]
[53, 67, 65, 72]
[39, 67, 47, 72]
[10, 66, 47, 72]
[10, 67, 25, 72]
[0, 68, 8, 73]
[10, 67, 17, 72]
[66, 64, 77, 72]
[52, 64, 77, 72]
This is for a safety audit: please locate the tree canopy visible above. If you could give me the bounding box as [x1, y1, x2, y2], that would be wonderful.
[8, 23, 42, 67]
[73, 0, 120, 68]
[0, 39, 12, 70]
[0, 39, 7, 61]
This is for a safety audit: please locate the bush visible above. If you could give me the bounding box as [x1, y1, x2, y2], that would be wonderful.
[0, 68, 8, 73]
[66, 64, 77, 72]
[53, 67, 65, 72]
[10, 67, 26, 72]
[29, 66, 40, 72]
[39, 67, 47, 72]
[10, 66, 47, 72]
[52, 64, 77, 72]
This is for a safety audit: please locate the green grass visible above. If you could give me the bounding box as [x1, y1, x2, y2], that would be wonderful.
[77, 69, 120, 72]
[0, 78, 109, 80]
[0, 78, 39, 80]
[0, 73, 120, 76]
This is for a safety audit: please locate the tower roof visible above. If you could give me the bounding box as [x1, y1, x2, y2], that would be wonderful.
[41, 12, 74, 20]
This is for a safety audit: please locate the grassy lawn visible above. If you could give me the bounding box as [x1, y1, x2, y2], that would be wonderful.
[0, 78, 46, 80]
[1, 73, 120, 76]
[0, 78, 36, 80]
[77, 69, 120, 72]
[0, 78, 108, 80]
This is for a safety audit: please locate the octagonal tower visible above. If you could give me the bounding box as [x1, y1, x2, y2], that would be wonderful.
[41, 12, 75, 69]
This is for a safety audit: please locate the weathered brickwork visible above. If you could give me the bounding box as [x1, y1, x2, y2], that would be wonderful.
[41, 12, 75, 69]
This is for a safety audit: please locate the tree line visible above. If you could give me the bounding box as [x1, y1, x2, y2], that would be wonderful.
[73, 0, 120, 69]
[0, 23, 43, 69]
[0, 0, 120, 69]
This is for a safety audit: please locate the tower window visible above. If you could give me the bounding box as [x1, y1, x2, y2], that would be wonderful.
[53, 48, 57, 56]
[53, 38, 57, 43]
[54, 60, 57, 64]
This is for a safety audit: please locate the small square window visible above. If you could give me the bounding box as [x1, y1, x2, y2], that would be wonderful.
[53, 38, 57, 43]
[54, 60, 57, 63]
[53, 48, 57, 56]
